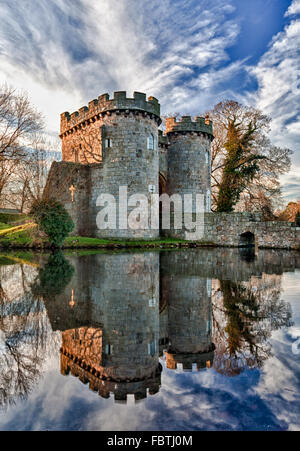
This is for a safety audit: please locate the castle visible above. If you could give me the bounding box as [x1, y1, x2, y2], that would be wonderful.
[43, 248, 296, 403]
[46, 90, 300, 248]
[46, 91, 213, 239]
[47, 251, 215, 403]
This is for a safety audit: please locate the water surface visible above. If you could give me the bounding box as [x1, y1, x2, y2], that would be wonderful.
[0, 248, 299, 431]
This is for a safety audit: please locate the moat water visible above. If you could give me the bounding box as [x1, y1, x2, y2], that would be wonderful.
[0, 248, 299, 431]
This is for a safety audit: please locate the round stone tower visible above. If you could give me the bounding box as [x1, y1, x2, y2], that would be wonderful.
[60, 91, 161, 240]
[60, 252, 162, 404]
[160, 251, 215, 371]
[164, 116, 213, 239]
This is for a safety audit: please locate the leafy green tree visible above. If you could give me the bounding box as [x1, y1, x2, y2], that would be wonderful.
[31, 199, 74, 247]
[216, 119, 265, 213]
[207, 100, 292, 215]
[296, 211, 300, 227]
[32, 251, 74, 297]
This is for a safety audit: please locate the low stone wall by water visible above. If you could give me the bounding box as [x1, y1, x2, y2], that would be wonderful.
[203, 213, 300, 250]
[167, 212, 300, 250]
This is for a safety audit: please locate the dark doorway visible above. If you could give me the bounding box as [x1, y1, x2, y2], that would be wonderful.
[239, 231, 255, 248]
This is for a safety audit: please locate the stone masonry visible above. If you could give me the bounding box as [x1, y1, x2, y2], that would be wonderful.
[45, 90, 300, 248]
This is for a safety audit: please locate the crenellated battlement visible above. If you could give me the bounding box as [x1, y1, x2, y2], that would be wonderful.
[60, 91, 161, 136]
[164, 346, 215, 372]
[166, 115, 213, 139]
[60, 349, 162, 403]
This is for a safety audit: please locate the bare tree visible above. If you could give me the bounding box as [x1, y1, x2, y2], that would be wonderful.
[0, 263, 59, 409]
[3, 135, 60, 212]
[0, 84, 45, 209]
[0, 84, 43, 159]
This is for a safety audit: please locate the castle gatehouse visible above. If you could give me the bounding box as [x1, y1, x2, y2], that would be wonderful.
[45, 91, 300, 249]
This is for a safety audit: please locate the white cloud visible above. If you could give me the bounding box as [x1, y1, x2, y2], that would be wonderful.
[255, 332, 300, 431]
[245, 2, 300, 201]
[285, 0, 300, 17]
[0, 0, 240, 134]
[0, 0, 299, 201]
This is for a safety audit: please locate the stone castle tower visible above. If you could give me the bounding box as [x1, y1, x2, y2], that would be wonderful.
[55, 252, 162, 403]
[160, 251, 215, 371]
[46, 91, 213, 239]
[43, 251, 216, 402]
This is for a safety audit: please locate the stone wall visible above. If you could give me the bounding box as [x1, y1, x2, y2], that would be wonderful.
[163, 211, 300, 249]
[44, 163, 300, 248]
[203, 212, 300, 250]
[89, 113, 159, 239]
[45, 161, 96, 236]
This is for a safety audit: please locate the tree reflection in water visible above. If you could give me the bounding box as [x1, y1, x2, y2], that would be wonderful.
[212, 277, 293, 376]
[32, 251, 74, 298]
[0, 252, 74, 409]
[0, 249, 297, 409]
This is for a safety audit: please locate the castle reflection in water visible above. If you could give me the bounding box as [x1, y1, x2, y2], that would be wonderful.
[0, 248, 299, 406]
[41, 249, 297, 404]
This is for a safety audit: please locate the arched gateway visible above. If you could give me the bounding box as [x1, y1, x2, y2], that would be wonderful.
[239, 231, 256, 248]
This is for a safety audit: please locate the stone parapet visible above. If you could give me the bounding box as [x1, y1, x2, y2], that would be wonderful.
[166, 116, 213, 139]
[60, 351, 162, 404]
[60, 91, 161, 135]
[164, 348, 215, 371]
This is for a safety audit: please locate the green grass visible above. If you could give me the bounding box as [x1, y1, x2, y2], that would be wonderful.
[0, 256, 18, 265]
[0, 229, 34, 248]
[64, 236, 188, 248]
[0, 250, 44, 267]
[0, 222, 9, 230]
[0, 229, 216, 250]
[0, 213, 28, 225]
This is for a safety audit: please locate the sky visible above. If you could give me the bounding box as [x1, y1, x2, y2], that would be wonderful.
[0, 0, 299, 202]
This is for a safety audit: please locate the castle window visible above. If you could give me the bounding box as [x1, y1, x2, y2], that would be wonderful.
[149, 298, 157, 307]
[205, 150, 210, 165]
[206, 279, 212, 296]
[206, 320, 211, 333]
[206, 190, 211, 212]
[105, 138, 111, 148]
[147, 134, 154, 150]
[148, 340, 156, 357]
[105, 344, 113, 355]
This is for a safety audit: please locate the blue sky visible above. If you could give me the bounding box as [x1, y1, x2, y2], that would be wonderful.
[0, 0, 299, 201]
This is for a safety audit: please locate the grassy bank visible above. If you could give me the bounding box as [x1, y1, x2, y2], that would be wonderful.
[0, 226, 216, 250]
[0, 212, 218, 249]
[0, 212, 29, 225]
[0, 213, 299, 251]
[63, 236, 206, 249]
